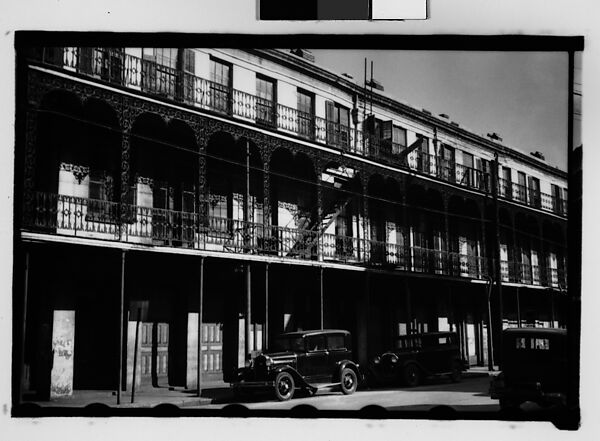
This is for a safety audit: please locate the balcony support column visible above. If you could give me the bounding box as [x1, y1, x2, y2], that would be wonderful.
[516, 287, 521, 327]
[442, 194, 451, 275]
[118, 107, 135, 235]
[264, 263, 269, 350]
[244, 263, 252, 362]
[316, 159, 323, 261]
[479, 204, 488, 278]
[361, 178, 370, 263]
[197, 256, 204, 397]
[117, 250, 126, 404]
[23, 109, 39, 225]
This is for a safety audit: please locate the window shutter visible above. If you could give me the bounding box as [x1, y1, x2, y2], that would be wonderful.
[183, 49, 195, 74]
[382, 120, 393, 140]
[325, 100, 335, 122]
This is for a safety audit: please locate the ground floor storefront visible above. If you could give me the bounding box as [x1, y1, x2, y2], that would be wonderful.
[14, 240, 567, 403]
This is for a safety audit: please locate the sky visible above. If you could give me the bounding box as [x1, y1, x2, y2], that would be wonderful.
[310, 50, 570, 170]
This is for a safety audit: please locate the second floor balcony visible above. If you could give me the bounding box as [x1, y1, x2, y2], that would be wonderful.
[22, 191, 567, 290]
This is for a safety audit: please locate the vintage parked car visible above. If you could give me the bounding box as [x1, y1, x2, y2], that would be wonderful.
[368, 331, 466, 387]
[490, 328, 568, 410]
[231, 329, 362, 401]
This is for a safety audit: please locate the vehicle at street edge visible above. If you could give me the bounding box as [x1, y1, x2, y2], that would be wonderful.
[231, 329, 362, 401]
[490, 327, 567, 410]
[368, 331, 466, 387]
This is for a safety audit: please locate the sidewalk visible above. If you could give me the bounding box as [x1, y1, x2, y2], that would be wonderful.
[21, 382, 232, 409]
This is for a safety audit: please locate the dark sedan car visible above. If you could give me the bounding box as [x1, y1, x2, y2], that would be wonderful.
[231, 329, 362, 401]
[368, 331, 465, 387]
[490, 328, 567, 410]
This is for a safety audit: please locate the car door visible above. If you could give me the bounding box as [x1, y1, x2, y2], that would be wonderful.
[326, 333, 350, 381]
[303, 335, 329, 383]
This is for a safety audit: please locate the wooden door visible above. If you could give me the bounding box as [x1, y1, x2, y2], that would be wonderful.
[201, 323, 223, 383]
[140, 322, 169, 388]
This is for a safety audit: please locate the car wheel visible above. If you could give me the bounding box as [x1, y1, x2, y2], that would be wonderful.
[340, 368, 358, 395]
[450, 361, 462, 383]
[403, 364, 421, 387]
[499, 398, 521, 411]
[274, 371, 295, 401]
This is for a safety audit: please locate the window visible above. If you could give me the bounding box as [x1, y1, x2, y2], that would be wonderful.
[142, 48, 178, 97]
[439, 144, 455, 181]
[461, 152, 474, 186]
[516, 171, 527, 202]
[182, 49, 196, 102]
[87, 170, 115, 222]
[502, 167, 512, 199]
[327, 334, 346, 350]
[533, 338, 550, 350]
[210, 57, 232, 113]
[551, 184, 563, 214]
[392, 125, 407, 154]
[326, 101, 350, 148]
[379, 121, 407, 157]
[306, 335, 326, 351]
[528, 176, 541, 208]
[297, 88, 315, 139]
[256, 75, 277, 126]
[476, 158, 490, 191]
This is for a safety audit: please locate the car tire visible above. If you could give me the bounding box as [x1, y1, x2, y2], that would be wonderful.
[403, 364, 421, 387]
[450, 361, 462, 383]
[499, 398, 521, 411]
[274, 371, 295, 401]
[340, 368, 358, 395]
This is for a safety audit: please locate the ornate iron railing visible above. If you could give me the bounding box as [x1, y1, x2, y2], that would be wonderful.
[26, 191, 568, 287]
[499, 259, 567, 289]
[25, 192, 506, 282]
[498, 178, 567, 216]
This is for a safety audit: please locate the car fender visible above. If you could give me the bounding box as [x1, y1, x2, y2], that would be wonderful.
[271, 365, 311, 389]
[332, 360, 362, 383]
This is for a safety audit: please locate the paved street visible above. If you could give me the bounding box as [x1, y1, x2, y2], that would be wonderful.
[198, 376, 502, 412]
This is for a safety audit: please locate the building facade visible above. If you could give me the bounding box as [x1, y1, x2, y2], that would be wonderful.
[14, 47, 568, 401]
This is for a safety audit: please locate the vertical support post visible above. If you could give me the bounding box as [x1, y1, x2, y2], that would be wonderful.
[443, 195, 451, 275]
[320, 267, 324, 329]
[119, 122, 132, 239]
[197, 256, 204, 397]
[550, 291, 555, 328]
[19, 249, 30, 403]
[486, 277, 495, 371]
[131, 307, 141, 404]
[404, 279, 412, 333]
[315, 157, 323, 261]
[264, 263, 269, 350]
[245, 263, 252, 361]
[244, 140, 250, 251]
[117, 250, 126, 405]
[362, 181, 369, 263]
[23, 110, 39, 226]
[516, 287, 521, 327]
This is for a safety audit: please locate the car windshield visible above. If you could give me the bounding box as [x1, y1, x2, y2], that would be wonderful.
[271, 336, 305, 352]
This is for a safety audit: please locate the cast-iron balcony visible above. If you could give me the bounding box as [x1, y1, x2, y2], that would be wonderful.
[23, 191, 567, 290]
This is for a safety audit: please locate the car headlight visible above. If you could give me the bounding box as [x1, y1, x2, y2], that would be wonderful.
[373, 356, 381, 365]
[264, 356, 273, 366]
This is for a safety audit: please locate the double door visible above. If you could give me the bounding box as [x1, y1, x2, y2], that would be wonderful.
[140, 322, 169, 388]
